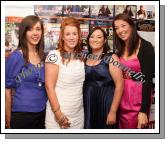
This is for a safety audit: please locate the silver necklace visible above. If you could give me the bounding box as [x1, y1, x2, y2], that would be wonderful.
[36, 62, 43, 87]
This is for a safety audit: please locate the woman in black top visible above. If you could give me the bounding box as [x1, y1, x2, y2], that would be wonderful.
[112, 13, 154, 129]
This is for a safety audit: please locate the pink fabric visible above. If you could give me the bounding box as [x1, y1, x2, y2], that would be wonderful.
[118, 58, 142, 129]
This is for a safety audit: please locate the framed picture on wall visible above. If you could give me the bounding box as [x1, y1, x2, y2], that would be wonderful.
[90, 5, 114, 19]
[114, 5, 137, 19]
[63, 5, 89, 18]
[34, 5, 63, 16]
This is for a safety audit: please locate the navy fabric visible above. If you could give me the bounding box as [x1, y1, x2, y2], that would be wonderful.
[83, 54, 116, 129]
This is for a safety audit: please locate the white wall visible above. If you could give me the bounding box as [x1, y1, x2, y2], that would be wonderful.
[138, 31, 155, 47]
[5, 5, 34, 17]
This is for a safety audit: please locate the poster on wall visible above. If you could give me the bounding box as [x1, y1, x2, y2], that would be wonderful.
[114, 5, 137, 19]
[43, 22, 61, 53]
[5, 16, 23, 52]
[90, 5, 114, 19]
[80, 24, 89, 51]
[34, 5, 63, 16]
[80, 24, 89, 39]
[89, 19, 112, 27]
[136, 5, 155, 20]
[137, 20, 155, 32]
[105, 27, 113, 51]
[90, 5, 113, 27]
[63, 5, 89, 18]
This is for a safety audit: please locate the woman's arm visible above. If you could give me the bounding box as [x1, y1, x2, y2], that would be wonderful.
[137, 40, 155, 128]
[5, 50, 24, 128]
[139, 41, 155, 113]
[5, 88, 12, 128]
[106, 54, 124, 125]
[45, 63, 70, 128]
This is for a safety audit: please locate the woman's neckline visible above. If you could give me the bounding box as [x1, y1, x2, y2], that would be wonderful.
[17, 49, 43, 67]
[85, 60, 102, 67]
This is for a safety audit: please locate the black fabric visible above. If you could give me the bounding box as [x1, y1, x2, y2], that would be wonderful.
[137, 38, 155, 113]
[10, 109, 46, 129]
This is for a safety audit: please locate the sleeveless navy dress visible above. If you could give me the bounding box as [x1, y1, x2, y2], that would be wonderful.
[83, 54, 116, 129]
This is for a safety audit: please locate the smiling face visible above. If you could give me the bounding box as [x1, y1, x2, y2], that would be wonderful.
[26, 21, 42, 48]
[89, 29, 106, 51]
[114, 19, 132, 42]
[63, 25, 79, 52]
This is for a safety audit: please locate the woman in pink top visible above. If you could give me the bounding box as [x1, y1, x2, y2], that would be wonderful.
[112, 13, 155, 129]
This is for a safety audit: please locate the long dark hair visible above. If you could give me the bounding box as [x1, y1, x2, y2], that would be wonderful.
[18, 15, 45, 64]
[87, 26, 110, 57]
[112, 13, 140, 57]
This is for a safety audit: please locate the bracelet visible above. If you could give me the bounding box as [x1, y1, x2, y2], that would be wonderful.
[53, 106, 60, 113]
[56, 113, 66, 124]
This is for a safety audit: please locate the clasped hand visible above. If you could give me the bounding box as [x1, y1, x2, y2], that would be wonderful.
[55, 111, 71, 129]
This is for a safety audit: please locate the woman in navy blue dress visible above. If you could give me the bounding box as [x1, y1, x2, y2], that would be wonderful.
[5, 15, 47, 129]
[83, 27, 124, 129]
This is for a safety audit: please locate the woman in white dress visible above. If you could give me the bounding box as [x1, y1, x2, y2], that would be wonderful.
[45, 17, 85, 129]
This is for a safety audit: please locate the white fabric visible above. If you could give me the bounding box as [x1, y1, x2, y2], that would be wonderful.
[45, 50, 85, 129]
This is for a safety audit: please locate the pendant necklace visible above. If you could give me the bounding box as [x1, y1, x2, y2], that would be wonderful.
[37, 62, 43, 87]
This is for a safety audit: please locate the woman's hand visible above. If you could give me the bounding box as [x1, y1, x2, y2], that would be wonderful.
[137, 112, 148, 129]
[106, 111, 116, 126]
[54, 110, 71, 129]
[5, 118, 11, 129]
[59, 116, 71, 129]
[5, 88, 12, 129]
